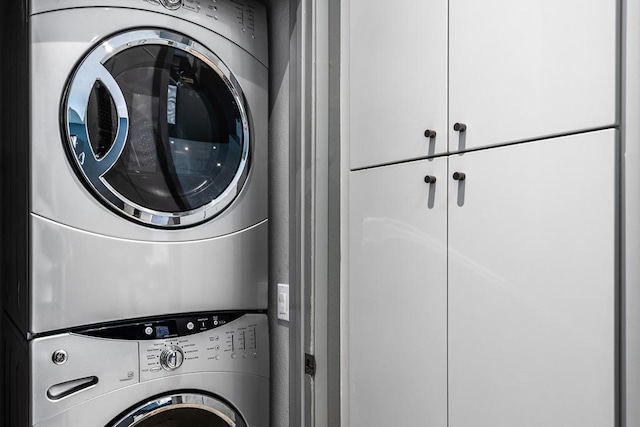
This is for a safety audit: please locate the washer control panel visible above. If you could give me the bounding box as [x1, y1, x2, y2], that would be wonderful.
[81, 312, 244, 340]
[77, 312, 269, 381]
[33, 313, 268, 426]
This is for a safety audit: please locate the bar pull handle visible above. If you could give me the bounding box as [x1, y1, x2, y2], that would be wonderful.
[453, 122, 467, 132]
[424, 129, 437, 138]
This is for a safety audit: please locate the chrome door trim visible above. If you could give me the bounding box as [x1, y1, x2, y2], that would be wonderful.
[109, 392, 247, 427]
[63, 29, 251, 228]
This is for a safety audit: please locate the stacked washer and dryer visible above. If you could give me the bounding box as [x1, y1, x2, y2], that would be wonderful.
[2, 0, 269, 425]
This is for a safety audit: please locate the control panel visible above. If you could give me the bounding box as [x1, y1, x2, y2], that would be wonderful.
[80, 312, 244, 340]
[77, 312, 268, 381]
[32, 312, 268, 426]
[138, 0, 268, 65]
[146, 0, 258, 30]
[30, 0, 269, 67]
[140, 317, 262, 380]
[182, 0, 258, 31]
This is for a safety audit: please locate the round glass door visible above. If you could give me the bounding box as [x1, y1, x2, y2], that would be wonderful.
[109, 392, 247, 427]
[64, 29, 250, 228]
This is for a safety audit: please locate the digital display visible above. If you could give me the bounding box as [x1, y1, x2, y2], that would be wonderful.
[155, 326, 170, 338]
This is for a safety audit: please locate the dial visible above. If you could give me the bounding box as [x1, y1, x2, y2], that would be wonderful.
[160, 0, 182, 10]
[159, 345, 184, 371]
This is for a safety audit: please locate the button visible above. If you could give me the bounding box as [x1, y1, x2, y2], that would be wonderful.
[215, 355, 220, 360]
[243, 353, 247, 359]
[150, 366, 162, 373]
[144, 327, 154, 336]
[231, 353, 236, 359]
[186, 322, 194, 330]
[253, 352, 258, 358]
[213, 320, 219, 326]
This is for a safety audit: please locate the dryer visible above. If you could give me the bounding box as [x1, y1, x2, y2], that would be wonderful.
[3, 0, 269, 334]
[4, 312, 269, 426]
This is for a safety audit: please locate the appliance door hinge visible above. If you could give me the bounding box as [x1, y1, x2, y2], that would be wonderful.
[305, 353, 316, 377]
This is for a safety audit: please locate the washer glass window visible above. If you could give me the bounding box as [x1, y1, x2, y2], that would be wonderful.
[110, 393, 247, 427]
[64, 29, 250, 227]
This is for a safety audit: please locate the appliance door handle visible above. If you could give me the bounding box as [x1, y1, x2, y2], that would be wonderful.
[66, 63, 129, 182]
[46, 376, 99, 400]
[91, 66, 129, 176]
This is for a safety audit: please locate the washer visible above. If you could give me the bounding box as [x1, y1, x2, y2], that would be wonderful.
[5, 312, 269, 426]
[9, 0, 269, 334]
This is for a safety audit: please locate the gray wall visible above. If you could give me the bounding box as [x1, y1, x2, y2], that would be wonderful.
[623, 0, 640, 426]
[265, 1, 343, 425]
[263, 0, 291, 425]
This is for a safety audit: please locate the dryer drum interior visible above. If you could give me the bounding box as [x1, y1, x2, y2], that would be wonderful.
[63, 29, 251, 228]
[110, 392, 248, 427]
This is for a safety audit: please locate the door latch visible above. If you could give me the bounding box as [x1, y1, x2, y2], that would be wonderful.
[305, 353, 316, 378]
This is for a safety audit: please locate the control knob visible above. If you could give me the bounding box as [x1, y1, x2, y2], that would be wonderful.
[160, 0, 182, 10]
[160, 345, 184, 371]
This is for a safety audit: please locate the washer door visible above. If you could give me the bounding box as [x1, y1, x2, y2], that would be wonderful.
[64, 29, 250, 228]
[109, 392, 247, 427]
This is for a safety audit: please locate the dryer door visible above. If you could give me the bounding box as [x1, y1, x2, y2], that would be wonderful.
[109, 392, 247, 427]
[63, 29, 250, 228]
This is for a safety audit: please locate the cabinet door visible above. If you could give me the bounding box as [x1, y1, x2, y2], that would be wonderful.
[349, 0, 448, 169]
[449, 0, 617, 152]
[348, 158, 448, 426]
[448, 130, 616, 427]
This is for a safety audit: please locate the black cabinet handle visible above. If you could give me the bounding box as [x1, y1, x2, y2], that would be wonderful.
[453, 123, 467, 132]
[452, 172, 466, 181]
[424, 175, 437, 184]
[424, 129, 437, 138]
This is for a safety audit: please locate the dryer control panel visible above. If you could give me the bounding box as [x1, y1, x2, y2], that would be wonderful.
[29, 0, 269, 66]
[78, 312, 269, 381]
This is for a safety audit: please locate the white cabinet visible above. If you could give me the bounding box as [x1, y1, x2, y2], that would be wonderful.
[349, 0, 448, 169]
[349, 157, 448, 426]
[348, 130, 616, 426]
[448, 129, 616, 426]
[349, 0, 618, 169]
[449, 0, 618, 152]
